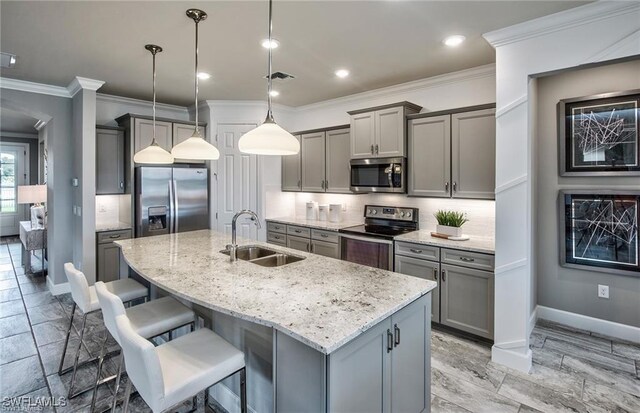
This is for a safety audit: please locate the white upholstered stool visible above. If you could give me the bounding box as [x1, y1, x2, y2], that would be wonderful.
[115, 313, 247, 413]
[93, 281, 196, 412]
[59, 263, 148, 398]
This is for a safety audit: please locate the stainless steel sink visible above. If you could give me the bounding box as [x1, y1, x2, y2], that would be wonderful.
[220, 246, 305, 267]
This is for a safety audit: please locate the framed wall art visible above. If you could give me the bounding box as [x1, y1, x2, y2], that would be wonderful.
[558, 89, 640, 176]
[559, 190, 640, 277]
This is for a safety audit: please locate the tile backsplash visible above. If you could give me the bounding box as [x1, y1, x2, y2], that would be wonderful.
[96, 194, 131, 227]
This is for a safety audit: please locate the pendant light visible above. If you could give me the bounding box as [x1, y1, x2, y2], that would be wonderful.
[238, 0, 299, 155]
[171, 9, 220, 160]
[133, 45, 174, 164]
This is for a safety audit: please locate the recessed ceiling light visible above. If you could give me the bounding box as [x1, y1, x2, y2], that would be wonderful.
[261, 39, 279, 49]
[335, 69, 350, 78]
[197, 72, 211, 80]
[269, 90, 280, 97]
[443, 35, 466, 47]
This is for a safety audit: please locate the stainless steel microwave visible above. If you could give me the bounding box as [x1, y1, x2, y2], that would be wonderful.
[349, 157, 406, 193]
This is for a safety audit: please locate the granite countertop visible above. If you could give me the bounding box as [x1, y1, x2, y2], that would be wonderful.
[394, 230, 495, 255]
[266, 217, 363, 232]
[96, 221, 133, 232]
[117, 230, 435, 354]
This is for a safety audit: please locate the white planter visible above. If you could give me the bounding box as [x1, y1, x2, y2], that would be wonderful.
[436, 225, 463, 238]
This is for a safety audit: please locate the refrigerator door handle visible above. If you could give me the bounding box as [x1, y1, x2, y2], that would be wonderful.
[168, 180, 175, 233]
[173, 179, 179, 233]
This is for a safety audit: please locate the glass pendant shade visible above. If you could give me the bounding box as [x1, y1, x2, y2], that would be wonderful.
[133, 142, 174, 164]
[171, 131, 220, 160]
[238, 120, 299, 155]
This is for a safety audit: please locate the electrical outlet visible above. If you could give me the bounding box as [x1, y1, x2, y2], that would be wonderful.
[98, 204, 107, 213]
[598, 284, 609, 299]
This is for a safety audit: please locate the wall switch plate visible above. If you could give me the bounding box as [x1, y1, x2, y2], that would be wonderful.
[72, 178, 79, 187]
[598, 284, 609, 299]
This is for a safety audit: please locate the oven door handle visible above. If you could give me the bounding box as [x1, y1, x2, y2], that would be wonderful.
[340, 233, 394, 245]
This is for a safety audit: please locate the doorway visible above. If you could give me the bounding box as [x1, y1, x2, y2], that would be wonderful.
[0, 142, 29, 236]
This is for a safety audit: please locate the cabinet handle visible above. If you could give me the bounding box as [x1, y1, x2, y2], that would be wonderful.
[325, 180, 328, 190]
[120, 182, 124, 189]
[433, 268, 438, 280]
[297, 180, 301, 188]
[294, 229, 302, 233]
[387, 329, 394, 353]
[442, 269, 446, 282]
[394, 324, 400, 347]
[320, 233, 328, 238]
[453, 182, 457, 193]
[459, 257, 475, 262]
[108, 235, 121, 239]
[306, 243, 310, 252]
[375, 144, 379, 155]
[274, 235, 281, 240]
[410, 248, 423, 254]
[371, 144, 374, 155]
[445, 182, 449, 192]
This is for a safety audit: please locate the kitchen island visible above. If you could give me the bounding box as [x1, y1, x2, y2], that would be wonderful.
[117, 229, 435, 413]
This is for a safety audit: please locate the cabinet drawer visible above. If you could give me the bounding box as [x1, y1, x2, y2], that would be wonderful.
[287, 225, 311, 238]
[311, 229, 339, 244]
[97, 229, 132, 244]
[267, 222, 287, 234]
[441, 248, 494, 271]
[395, 242, 439, 262]
[267, 231, 287, 244]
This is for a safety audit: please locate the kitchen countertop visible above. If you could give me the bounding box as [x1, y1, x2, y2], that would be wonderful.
[394, 230, 495, 254]
[116, 230, 435, 354]
[96, 221, 132, 232]
[266, 217, 362, 232]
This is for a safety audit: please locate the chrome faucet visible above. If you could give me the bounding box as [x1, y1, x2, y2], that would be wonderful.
[227, 210, 262, 262]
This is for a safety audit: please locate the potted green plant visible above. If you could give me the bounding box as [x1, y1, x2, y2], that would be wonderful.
[434, 210, 468, 238]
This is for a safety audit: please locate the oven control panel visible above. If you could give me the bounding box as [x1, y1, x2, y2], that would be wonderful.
[364, 205, 418, 221]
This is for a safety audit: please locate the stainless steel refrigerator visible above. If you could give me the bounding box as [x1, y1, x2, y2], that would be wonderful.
[135, 167, 209, 237]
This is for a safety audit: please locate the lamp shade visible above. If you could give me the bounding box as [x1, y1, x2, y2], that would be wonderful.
[171, 132, 220, 160]
[17, 185, 47, 204]
[238, 122, 300, 155]
[133, 143, 174, 164]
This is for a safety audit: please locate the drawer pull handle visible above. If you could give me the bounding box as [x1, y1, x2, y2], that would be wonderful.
[410, 248, 423, 254]
[274, 236, 281, 240]
[109, 235, 121, 239]
[459, 257, 475, 262]
[433, 268, 438, 280]
[320, 234, 328, 238]
[294, 229, 302, 233]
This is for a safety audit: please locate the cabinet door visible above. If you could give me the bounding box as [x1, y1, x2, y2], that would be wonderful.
[391, 294, 430, 413]
[97, 243, 121, 283]
[440, 264, 494, 339]
[311, 240, 340, 259]
[375, 107, 404, 157]
[96, 128, 125, 194]
[394, 255, 439, 322]
[451, 108, 496, 199]
[282, 134, 302, 191]
[172, 123, 206, 164]
[328, 316, 391, 413]
[408, 115, 451, 197]
[134, 118, 172, 156]
[301, 132, 326, 192]
[286, 235, 310, 253]
[350, 112, 376, 159]
[325, 128, 351, 193]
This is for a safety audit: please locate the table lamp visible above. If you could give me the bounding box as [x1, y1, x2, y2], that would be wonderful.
[17, 185, 47, 228]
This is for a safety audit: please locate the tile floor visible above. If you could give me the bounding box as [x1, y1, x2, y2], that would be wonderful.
[0, 237, 638, 412]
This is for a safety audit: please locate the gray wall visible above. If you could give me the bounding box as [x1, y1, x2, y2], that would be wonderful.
[0, 136, 38, 184]
[535, 59, 640, 327]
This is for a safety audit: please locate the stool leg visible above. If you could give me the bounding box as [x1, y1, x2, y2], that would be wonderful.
[58, 302, 76, 375]
[122, 374, 132, 413]
[90, 329, 109, 411]
[204, 387, 210, 413]
[67, 312, 88, 398]
[110, 352, 124, 413]
[240, 367, 247, 413]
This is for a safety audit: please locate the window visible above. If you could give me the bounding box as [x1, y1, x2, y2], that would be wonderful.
[1, 151, 17, 213]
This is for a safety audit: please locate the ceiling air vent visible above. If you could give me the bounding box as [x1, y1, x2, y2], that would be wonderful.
[265, 71, 296, 81]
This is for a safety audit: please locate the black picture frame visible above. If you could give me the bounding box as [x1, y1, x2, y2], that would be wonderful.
[559, 190, 640, 278]
[558, 89, 640, 176]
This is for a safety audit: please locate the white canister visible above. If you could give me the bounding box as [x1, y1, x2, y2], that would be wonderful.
[306, 201, 318, 220]
[329, 204, 342, 223]
[318, 205, 329, 221]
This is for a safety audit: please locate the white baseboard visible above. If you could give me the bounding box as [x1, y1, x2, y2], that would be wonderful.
[209, 383, 256, 413]
[536, 305, 640, 344]
[528, 306, 538, 336]
[47, 277, 70, 296]
[491, 345, 532, 373]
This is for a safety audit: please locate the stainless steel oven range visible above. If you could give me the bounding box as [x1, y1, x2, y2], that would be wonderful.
[339, 205, 419, 270]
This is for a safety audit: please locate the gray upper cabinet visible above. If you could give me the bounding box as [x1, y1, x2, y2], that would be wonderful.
[96, 127, 125, 195]
[282, 135, 302, 191]
[301, 131, 326, 192]
[134, 118, 172, 155]
[376, 107, 404, 157]
[325, 128, 351, 193]
[350, 112, 376, 159]
[451, 108, 496, 199]
[408, 115, 451, 197]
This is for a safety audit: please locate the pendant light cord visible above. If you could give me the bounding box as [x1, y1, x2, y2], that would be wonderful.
[151, 48, 157, 145]
[194, 19, 200, 134]
[266, 0, 274, 122]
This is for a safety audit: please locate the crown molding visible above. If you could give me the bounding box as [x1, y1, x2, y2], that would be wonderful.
[0, 76, 71, 98]
[97, 93, 189, 114]
[484, 1, 640, 48]
[67, 76, 105, 97]
[295, 64, 495, 113]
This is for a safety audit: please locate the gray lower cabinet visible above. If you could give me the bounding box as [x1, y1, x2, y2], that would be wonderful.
[267, 221, 341, 259]
[96, 126, 125, 195]
[96, 229, 132, 283]
[287, 235, 311, 253]
[311, 239, 339, 259]
[395, 255, 439, 321]
[282, 135, 302, 191]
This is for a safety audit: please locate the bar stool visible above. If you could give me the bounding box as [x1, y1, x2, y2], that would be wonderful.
[59, 263, 148, 399]
[114, 313, 247, 413]
[93, 281, 196, 412]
